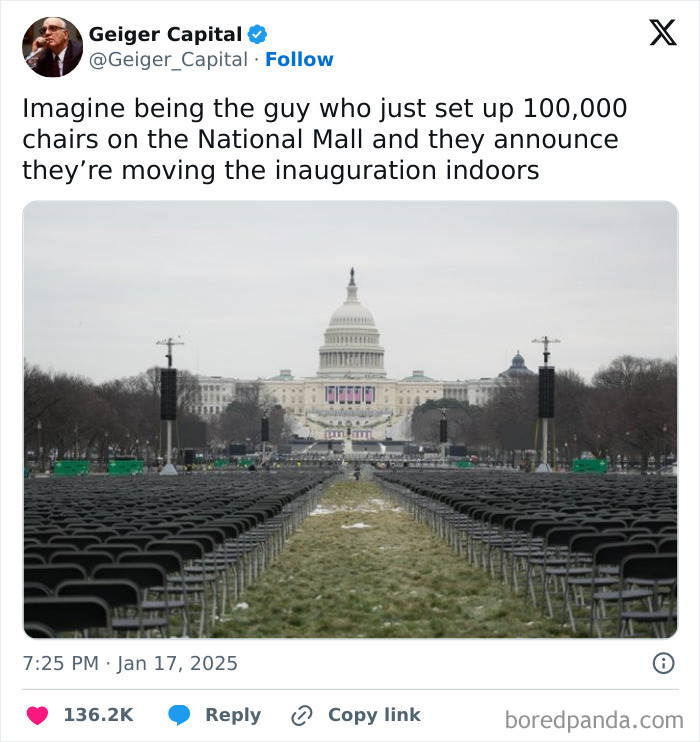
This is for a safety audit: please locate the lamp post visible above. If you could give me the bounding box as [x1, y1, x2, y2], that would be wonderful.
[573, 433, 577, 460]
[533, 336, 560, 474]
[662, 423, 667, 468]
[37, 420, 42, 472]
[439, 407, 448, 466]
[564, 441, 569, 470]
[261, 414, 269, 464]
[104, 431, 109, 471]
[625, 430, 630, 472]
[157, 336, 184, 476]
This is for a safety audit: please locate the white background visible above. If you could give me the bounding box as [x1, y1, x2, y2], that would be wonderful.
[1, 2, 698, 740]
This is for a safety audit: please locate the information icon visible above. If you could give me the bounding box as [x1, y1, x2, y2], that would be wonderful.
[652, 652, 675, 674]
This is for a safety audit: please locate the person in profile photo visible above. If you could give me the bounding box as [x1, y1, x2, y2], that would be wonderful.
[25, 18, 82, 77]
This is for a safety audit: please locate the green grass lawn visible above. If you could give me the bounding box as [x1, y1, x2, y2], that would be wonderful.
[213, 480, 574, 638]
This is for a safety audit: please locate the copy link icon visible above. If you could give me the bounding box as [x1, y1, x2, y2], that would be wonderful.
[292, 705, 313, 726]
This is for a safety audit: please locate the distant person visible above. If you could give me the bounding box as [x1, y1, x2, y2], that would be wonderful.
[27, 18, 82, 77]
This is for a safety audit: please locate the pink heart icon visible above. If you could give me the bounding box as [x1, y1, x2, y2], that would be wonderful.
[27, 707, 48, 725]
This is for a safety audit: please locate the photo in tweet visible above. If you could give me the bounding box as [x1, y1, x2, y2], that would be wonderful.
[23, 200, 677, 640]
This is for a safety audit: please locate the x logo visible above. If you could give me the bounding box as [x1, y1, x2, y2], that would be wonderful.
[650, 19, 676, 46]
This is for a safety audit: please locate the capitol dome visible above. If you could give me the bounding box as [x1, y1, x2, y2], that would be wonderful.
[329, 296, 376, 326]
[499, 351, 535, 377]
[318, 269, 386, 378]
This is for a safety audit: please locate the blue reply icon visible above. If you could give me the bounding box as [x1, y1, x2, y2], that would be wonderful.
[168, 705, 191, 725]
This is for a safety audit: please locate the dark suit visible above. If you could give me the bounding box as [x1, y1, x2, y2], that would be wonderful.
[32, 40, 83, 77]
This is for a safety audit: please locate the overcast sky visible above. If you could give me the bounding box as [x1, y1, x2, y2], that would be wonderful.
[24, 201, 677, 384]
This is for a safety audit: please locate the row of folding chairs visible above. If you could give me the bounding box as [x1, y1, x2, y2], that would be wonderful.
[26, 568, 177, 638]
[24, 472, 337, 637]
[26, 473, 325, 521]
[376, 470, 676, 637]
[377, 474, 674, 570]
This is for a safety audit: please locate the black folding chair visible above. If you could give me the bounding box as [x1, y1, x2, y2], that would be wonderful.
[24, 622, 58, 638]
[118, 551, 189, 636]
[56, 578, 155, 638]
[24, 596, 112, 637]
[92, 564, 171, 637]
[24, 564, 87, 593]
[589, 541, 658, 637]
[617, 553, 677, 637]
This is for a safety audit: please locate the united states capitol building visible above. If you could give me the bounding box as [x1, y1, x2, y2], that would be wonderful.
[189, 269, 534, 441]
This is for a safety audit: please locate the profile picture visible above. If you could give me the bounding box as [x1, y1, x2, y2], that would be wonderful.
[23, 17, 83, 77]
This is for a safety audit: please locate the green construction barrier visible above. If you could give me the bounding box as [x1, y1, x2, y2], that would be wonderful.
[214, 458, 230, 468]
[53, 460, 90, 477]
[237, 458, 254, 468]
[454, 460, 474, 469]
[571, 458, 608, 473]
[108, 459, 144, 476]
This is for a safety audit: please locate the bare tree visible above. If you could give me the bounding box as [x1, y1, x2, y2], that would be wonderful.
[24, 361, 205, 465]
[410, 398, 478, 448]
[214, 381, 289, 448]
[476, 356, 677, 469]
[591, 356, 677, 468]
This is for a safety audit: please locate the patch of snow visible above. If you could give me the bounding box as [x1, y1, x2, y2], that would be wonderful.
[341, 523, 372, 529]
[310, 498, 406, 516]
[234, 602, 249, 610]
[311, 506, 337, 516]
